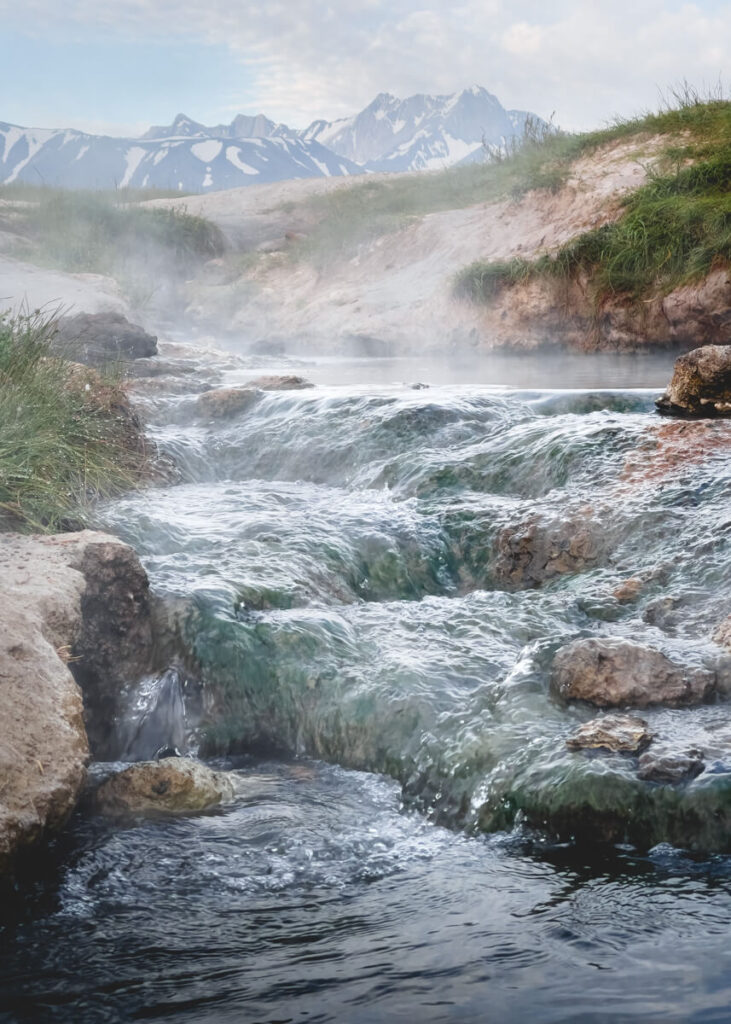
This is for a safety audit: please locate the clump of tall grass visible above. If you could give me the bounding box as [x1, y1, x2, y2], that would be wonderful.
[0, 311, 148, 532]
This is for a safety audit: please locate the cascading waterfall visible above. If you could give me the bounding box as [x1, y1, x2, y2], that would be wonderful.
[4, 356, 731, 1024]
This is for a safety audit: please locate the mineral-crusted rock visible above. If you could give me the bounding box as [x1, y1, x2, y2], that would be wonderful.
[52, 312, 157, 366]
[552, 638, 716, 708]
[638, 748, 705, 783]
[196, 386, 260, 418]
[494, 514, 604, 588]
[566, 713, 653, 753]
[93, 758, 236, 818]
[656, 345, 731, 417]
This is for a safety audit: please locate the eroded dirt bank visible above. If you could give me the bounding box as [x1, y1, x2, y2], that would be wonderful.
[150, 135, 729, 353]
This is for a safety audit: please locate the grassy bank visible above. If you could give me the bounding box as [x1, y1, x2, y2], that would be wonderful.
[0, 185, 225, 280]
[280, 88, 730, 275]
[0, 312, 149, 532]
[455, 94, 731, 305]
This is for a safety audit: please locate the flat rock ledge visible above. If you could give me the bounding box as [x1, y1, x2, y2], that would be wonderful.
[93, 759, 236, 818]
[552, 637, 716, 708]
[656, 344, 731, 417]
[0, 531, 153, 872]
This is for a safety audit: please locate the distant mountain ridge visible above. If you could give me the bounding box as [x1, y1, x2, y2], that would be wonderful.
[0, 87, 543, 191]
[303, 86, 539, 172]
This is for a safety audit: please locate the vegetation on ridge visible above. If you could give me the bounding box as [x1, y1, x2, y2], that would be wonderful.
[455, 91, 731, 306]
[0, 312, 149, 532]
[0, 186, 225, 306]
[262, 84, 730, 284]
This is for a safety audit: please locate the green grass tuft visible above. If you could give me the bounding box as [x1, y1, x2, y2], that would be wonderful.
[455, 94, 731, 306]
[0, 186, 225, 277]
[0, 311, 149, 532]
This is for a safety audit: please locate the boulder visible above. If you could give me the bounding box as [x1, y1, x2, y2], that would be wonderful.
[244, 375, 314, 390]
[0, 530, 153, 870]
[552, 638, 716, 708]
[52, 312, 158, 366]
[196, 386, 260, 419]
[638, 748, 705, 783]
[494, 513, 604, 588]
[566, 713, 652, 754]
[656, 344, 731, 417]
[93, 758, 236, 818]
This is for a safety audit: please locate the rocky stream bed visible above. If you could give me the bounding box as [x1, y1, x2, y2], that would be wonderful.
[2, 330, 731, 1022]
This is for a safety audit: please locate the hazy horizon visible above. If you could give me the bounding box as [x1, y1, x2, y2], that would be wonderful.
[0, 0, 726, 137]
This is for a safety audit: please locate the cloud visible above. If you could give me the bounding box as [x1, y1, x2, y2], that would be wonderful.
[1, 0, 728, 129]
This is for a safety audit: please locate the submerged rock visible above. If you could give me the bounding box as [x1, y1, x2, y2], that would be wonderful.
[196, 386, 260, 418]
[638, 748, 705, 783]
[566, 713, 653, 754]
[612, 577, 645, 604]
[713, 616, 731, 652]
[94, 758, 236, 818]
[0, 530, 154, 871]
[494, 513, 604, 589]
[244, 375, 314, 390]
[552, 638, 716, 708]
[656, 344, 731, 417]
[52, 311, 158, 366]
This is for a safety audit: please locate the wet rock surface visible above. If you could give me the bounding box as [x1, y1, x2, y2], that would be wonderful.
[196, 386, 260, 419]
[566, 713, 653, 753]
[0, 531, 154, 871]
[67, 538, 155, 758]
[656, 344, 731, 417]
[93, 758, 236, 818]
[52, 312, 158, 366]
[638, 747, 705, 783]
[552, 638, 716, 708]
[244, 374, 314, 390]
[494, 513, 605, 589]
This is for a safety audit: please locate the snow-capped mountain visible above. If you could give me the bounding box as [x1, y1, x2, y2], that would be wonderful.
[0, 121, 359, 191]
[142, 112, 294, 141]
[0, 87, 544, 192]
[302, 86, 540, 172]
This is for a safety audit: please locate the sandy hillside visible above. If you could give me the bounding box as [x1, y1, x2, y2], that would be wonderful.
[147, 135, 696, 352]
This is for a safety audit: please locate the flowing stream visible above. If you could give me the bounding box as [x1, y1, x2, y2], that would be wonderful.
[2, 347, 731, 1023]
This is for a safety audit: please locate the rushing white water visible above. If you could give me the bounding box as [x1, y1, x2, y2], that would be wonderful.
[4, 348, 731, 1023]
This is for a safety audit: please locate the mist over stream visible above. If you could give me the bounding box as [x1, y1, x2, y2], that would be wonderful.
[3, 344, 731, 1023]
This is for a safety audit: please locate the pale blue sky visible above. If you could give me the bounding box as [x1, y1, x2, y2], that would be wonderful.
[1, 0, 728, 136]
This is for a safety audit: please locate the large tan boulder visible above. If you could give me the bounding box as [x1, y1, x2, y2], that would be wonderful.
[552, 638, 716, 708]
[94, 758, 236, 818]
[656, 345, 731, 417]
[0, 531, 153, 871]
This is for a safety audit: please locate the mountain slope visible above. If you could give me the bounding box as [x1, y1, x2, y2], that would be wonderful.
[0, 122, 360, 191]
[302, 86, 539, 172]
